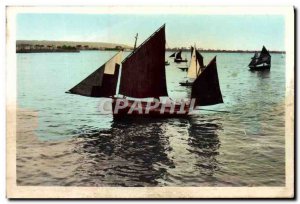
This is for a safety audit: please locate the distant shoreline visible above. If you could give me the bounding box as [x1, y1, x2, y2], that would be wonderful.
[166, 49, 285, 54]
[16, 49, 286, 54]
[16, 49, 80, 53]
[16, 40, 285, 54]
[16, 40, 132, 53]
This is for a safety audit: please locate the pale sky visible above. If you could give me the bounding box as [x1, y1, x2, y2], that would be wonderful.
[17, 14, 285, 51]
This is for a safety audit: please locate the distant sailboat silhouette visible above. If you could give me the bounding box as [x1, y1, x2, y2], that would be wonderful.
[248, 46, 271, 71]
[173, 50, 188, 63]
[178, 46, 194, 72]
[180, 46, 206, 86]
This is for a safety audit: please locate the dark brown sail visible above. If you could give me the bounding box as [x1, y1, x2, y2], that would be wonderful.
[248, 51, 258, 66]
[191, 56, 223, 106]
[256, 46, 271, 64]
[175, 50, 182, 60]
[249, 46, 271, 68]
[68, 51, 122, 97]
[260, 46, 271, 58]
[169, 52, 176, 57]
[196, 50, 204, 68]
[119, 25, 168, 98]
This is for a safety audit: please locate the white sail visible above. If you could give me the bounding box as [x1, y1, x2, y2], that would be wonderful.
[187, 48, 201, 79]
[104, 51, 123, 74]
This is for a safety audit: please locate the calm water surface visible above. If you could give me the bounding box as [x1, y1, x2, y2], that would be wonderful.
[17, 51, 285, 186]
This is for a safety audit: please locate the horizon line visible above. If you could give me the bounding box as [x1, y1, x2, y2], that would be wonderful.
[16, 39, 286, 52]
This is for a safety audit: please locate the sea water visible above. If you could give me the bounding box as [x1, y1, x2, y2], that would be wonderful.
[16, 51, 285, 186]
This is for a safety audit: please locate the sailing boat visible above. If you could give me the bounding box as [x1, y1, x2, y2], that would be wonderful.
[67, 24, 223, 117]
[178, 46, 193, 71]
[179, 46, 205, 86]
[112, 25, 191, 117]
[173, 50, 188, 63]
[248, 46, 271, 70]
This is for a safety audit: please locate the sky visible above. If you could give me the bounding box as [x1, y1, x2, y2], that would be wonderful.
[17, 14, 285, 51]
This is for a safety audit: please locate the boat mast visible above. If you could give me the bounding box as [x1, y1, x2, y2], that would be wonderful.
[115, 33, 139, 96]
[195, 44, 199, 77]
[115, 63, 122, 97]
[134, 33, 138, 50]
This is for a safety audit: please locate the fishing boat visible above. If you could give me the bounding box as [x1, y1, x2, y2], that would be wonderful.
[165, 60, 170, 66]
[178, 46, 194, 71]
[179, 46, 205, 86]
[170, 50, 188, 63]
[67, 24, 223, 118]
[173, 50, 188, 63]
[248, 46, 271, 71]
[178, 66, 188, 71]
[112, 25, 192, 117]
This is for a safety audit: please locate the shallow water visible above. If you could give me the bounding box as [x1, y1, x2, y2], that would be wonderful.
[17, 51, 285, 186]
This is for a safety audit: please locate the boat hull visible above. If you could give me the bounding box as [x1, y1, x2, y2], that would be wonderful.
[249, 65, 271, 71]
[178, 67, 188, 71]
[174, 59, 188, 63]
[112, 98, 191, 118]
[179, 81, 193, 86]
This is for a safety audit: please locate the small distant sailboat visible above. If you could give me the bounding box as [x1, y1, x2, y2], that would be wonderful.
[248, 46, 271, 71]
[178, 46, 194, 71]
[67, 24, 223, 118]
[180, 46, 205, 86]
[170, 50, 188, 63]
[174, 51, 188, 63]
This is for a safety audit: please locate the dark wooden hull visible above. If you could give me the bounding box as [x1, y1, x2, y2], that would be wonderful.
[174, 59, 188, 63]
[249, 65, 271, 71]
[178, 67, 188, 71]
[179, 81, 193, 86]
[112, 98, 191, 118]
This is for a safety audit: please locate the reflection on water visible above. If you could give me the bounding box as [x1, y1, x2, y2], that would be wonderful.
[187, 117, 221, 177]
[250, 69, 271, 79]
[63, 117, 222, 186]
[74, 118, 174, 186]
